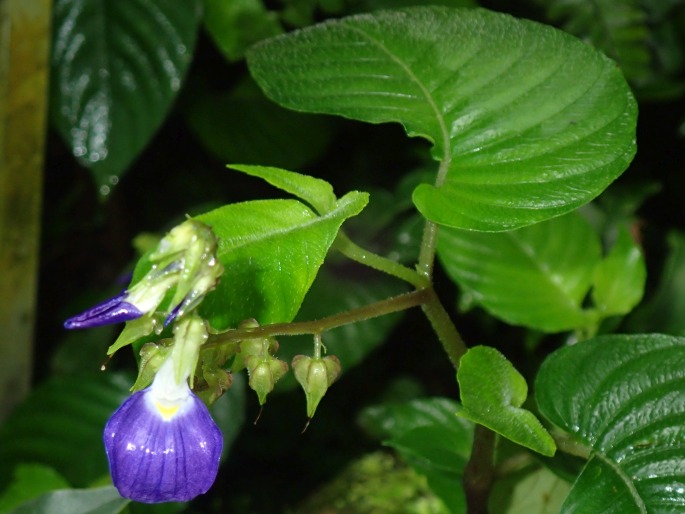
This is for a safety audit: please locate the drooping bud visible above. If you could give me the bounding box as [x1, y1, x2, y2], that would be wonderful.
[196, 367, 234, 405]
[244, 355, 289, 405]
[231, 319, 279, 373]
[292, 355, 341, 418]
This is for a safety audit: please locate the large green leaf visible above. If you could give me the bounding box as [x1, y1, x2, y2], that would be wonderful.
[7, 486, 129, 514]
[197, 193, 368, 329]
[437, 212, 601, 332]
[247, 7, 637, 231]
[457, 346, 555, 456]
[0, 372, 131, 488]
[50, 0, 201, 190]
[536, 334, 685, 513]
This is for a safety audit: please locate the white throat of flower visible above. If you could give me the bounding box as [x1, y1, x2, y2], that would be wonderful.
[148, 356, 191, 422]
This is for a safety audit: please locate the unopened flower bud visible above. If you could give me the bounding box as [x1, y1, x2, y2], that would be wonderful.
[232, 320, 279, 373]
[292, 355, 341, 418]
[197, 367, 233, 405]
[131, 341, 172, 391]
[245, 355, 288, 405]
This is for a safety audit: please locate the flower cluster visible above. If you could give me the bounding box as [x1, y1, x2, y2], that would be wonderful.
[65, 220, 225, 504]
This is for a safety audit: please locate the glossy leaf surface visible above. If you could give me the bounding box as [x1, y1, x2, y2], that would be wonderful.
[458, 346, 555, 456]
[536, 334, 685, 513]
[437, 212, 600, 332]
[50, 0, 201, 189]
[248, 7, 637, 231]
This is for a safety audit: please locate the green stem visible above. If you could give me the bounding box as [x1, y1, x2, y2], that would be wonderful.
[205, 288, 432, 348]
[334, 232, 427, 288]
[416, 150, 451, 280]
[421, 286, 466, 369]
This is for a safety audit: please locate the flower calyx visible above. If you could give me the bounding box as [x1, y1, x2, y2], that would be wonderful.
[292, 354, 341, 418]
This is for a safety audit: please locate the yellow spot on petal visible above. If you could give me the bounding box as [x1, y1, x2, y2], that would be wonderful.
[155, 401, 180, 421]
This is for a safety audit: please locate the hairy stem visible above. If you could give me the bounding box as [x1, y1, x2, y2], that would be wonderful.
[463, 425, 497, 514]
[421, 286, 466, 369]
[334, 232, 427, 288]
[205, 288, 431, 347]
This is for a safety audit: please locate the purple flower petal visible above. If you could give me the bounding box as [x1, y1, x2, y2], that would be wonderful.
[64, 292, 143, 329]
[104, 388, 223, 503]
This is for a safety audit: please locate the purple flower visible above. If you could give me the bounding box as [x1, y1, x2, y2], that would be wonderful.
[64, 292, 144, 329]
[104, 359, 223, 503]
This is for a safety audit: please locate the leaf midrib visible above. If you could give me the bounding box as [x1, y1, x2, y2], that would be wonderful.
[345, 23, 451, 184]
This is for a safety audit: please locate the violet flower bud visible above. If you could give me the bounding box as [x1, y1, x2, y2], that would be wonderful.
[63, 292, 143, 329]
[104, 357, 223, 503]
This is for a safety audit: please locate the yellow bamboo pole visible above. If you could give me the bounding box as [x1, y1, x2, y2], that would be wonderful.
[0, 0, 51, 421]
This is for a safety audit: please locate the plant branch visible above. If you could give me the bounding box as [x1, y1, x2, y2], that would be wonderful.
[421, 286, 466, 370]
[205, 288, 431, 347]
[334, 232, 427, 288]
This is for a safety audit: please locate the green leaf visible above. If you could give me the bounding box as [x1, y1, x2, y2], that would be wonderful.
[197, 193, 368, 329]
[247, 7, 637, 231]
[360, 397, 472, 455]
[457, 346, 556, 456]
[536, 334, 685, 513]
[228, 164, 337, 214]
[437, 212, 601, 332]
[0, 465, 70, 513]
[203, 0, 282, 61]
[360, 398, 472, 514]
[185, 77, 333, 171]
[7, 486, 129, 514]
[591, 226, 646, 316]
[488, 465, 571, 514]
[50, 0, 202, 190]
[0, 372, 131, 488]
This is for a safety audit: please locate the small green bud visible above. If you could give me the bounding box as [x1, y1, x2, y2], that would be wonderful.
[245, 355, 288, 405]
[292, 355, 341, 418]
[231, 320, 279, 372]
[131, 341, 173, 391]
[196, 367, 233, 405]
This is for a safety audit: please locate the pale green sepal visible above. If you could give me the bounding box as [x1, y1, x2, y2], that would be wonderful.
[106, 317, 157, 356]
